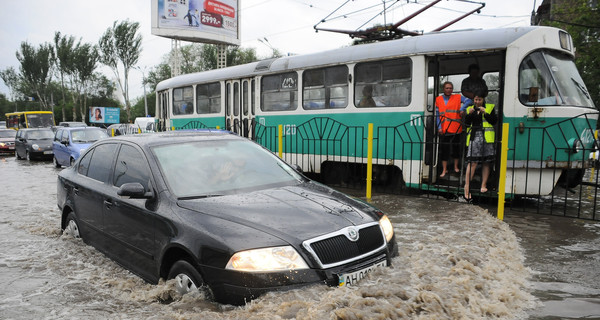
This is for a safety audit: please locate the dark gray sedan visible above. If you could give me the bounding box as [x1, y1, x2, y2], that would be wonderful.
[57, 131, 397, 305]
[15, 128, 54, 160]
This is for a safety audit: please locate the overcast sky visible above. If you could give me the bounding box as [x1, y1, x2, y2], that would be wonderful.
[0, 0, 536, 101]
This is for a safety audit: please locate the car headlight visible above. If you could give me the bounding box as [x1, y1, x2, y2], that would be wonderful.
[379, 215, 394, 243]
[225, 246, 309, 272]
[0, 143, 5, 147]
[32, 144, 40, 150]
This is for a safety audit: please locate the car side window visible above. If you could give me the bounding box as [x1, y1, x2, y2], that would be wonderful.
[54, 130, 62, 142]
[86, 143, 118, 182]
[113, 144, 150, 190]
[78, 149, 93, 176]
[61, 131, 69, 143]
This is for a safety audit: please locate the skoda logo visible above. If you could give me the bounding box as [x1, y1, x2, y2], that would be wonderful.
[346, 227, 359, 242]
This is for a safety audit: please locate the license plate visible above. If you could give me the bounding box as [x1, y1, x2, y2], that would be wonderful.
[338, 260, 387, 287]
[43, 151, 53, 155]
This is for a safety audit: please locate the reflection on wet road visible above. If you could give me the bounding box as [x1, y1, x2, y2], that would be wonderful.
[0, 155, 598, 319]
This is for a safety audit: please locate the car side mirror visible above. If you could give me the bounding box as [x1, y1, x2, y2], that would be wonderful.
[117, 182, 153, 199]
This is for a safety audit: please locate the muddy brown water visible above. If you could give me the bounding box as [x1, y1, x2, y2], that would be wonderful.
[0, 155, 598, 319]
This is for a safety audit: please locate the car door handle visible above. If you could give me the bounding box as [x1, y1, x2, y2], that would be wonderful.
[104, 199, 113, 209]
[73, 187, 79, 195]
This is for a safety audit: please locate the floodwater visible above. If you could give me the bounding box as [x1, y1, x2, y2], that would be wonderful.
[0, 155, 598, 319]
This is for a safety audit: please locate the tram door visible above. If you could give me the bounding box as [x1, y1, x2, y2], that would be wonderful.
[226, 79, 254, 138]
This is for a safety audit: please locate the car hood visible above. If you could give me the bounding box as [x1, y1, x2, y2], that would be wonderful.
[28, 140, 53, 147]
[176, 182, 378, 243]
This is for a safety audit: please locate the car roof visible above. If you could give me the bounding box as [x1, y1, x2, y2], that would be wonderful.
[104, 130, 238, 147]
[58, 126, 102, 131]
[20, 128, 53, 131]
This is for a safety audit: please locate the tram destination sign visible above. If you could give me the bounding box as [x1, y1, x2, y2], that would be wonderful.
[151, 0, 240, 46]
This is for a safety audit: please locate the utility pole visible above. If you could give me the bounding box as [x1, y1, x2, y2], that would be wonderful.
[135, 66, 149, 116]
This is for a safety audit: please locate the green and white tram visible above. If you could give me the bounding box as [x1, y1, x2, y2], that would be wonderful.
[156, 26, 598, 196]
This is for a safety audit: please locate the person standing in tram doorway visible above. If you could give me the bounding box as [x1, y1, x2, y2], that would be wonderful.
[436, 81, 467, 177]
[463, 92, 497, 202]
[461, 64, 488, 103]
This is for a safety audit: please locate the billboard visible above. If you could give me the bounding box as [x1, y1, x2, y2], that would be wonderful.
[151, 0, 240, 46]
[89, 107, 120, 124]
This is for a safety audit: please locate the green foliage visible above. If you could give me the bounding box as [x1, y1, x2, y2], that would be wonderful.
[15, 41, 54, 108]
[0, 93, 14, 121]
[98, 20, 142, 122]
[0, 67, 20, 101]
[544, 0, 600, 109]
[131, 91, 156, 118]
[145, 44, 260, 92]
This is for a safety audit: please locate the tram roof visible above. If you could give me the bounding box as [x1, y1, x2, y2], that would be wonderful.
[157, 26, 541, 91]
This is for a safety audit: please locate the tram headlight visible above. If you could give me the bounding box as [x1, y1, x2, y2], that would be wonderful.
[567, 138, 583, 153]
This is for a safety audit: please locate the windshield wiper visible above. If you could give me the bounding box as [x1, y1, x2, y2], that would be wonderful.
[571, 78, 591, 100]
[178, 194, 224, 200]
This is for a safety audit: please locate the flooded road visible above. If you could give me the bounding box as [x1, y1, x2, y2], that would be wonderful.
[0, 155, 598, 319]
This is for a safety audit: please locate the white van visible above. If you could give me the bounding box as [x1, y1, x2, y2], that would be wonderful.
[134, 117, 156, 133]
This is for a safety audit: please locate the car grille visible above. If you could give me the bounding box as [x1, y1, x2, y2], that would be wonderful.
[302, 223, 386, 269]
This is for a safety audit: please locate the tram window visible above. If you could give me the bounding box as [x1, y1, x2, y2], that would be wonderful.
[196, 82, 221, 114]
[261, 72, 298, 111]
[242, 81, 248, 116]
[303, 65, 348, 109]
[234, 82, 240, 116]
[173, 86, 194, 115]
[355, 58, 412, 108]
[251, 80, 256, 115]
[519, 50, 594, 108]
[226, 83, 231, 116]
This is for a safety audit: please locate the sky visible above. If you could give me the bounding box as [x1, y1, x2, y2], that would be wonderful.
[0, 0, 537, 102]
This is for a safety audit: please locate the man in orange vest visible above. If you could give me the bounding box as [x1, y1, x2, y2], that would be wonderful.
[436, 81, 467, 177]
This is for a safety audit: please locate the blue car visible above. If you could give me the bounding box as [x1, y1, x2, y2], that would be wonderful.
[53, 127, 108, 167]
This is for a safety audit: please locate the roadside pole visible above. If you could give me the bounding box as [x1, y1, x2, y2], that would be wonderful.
[497, 123, 510, 220]
[366, 123, 373, 202]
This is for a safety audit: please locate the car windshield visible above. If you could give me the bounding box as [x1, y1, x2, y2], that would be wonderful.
[26, 130, 54, 140]
[0, 130, 16, 138]
[25, 113, 54, 127]
[71, 129, 108, 143]
[152, 139, 304, 198]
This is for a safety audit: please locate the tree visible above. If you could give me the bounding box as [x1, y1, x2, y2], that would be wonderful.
[15, 41, 54, 109]
[0, 67, 20, 112]
[542, 0, 600, 109]
[54, 32, 76, 122]
[98, 20, 142, 123]
[145, 44, 260, 91]
[72, 43, 99, 121]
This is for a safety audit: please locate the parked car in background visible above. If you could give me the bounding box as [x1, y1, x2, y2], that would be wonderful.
[15, 128, 55, 160]
[57, 131, 397, 305]
[106, 123, 139, 136]
[0, 129, 17, 154]
[134, 117, 156, 133]
[53, 127, 108, 167]
[0, 121, 6, 129]
[58, 121, 87, 127]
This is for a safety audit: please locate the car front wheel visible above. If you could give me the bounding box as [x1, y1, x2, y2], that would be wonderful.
[167, 260, 207, 297]
[63, 212, 81, 239]
[53, 156, 61, 168]
[26, 151, 31, 161]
